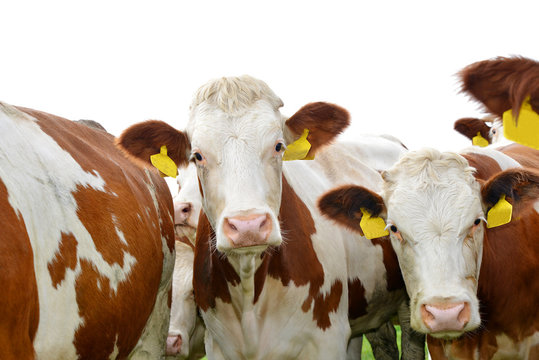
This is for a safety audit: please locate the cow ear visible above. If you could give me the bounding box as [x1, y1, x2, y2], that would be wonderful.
[318, 185, 386, 235]
[284, 102, 350, 157]
[116, 120, 191, 168]
[460, 56, 539, 119]
[481, 168, 539, 218]
[454, 117, 493, 143]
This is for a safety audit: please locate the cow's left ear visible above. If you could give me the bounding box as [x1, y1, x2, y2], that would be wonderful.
[481, 168, 539, 214]
[284, 102, 350, 158]
[116, 120, 191, 169]
[318, 185, 386, 236]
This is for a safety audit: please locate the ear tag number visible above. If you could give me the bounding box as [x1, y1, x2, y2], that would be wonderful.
[359, 209, 389, 239]
[503, 96, 539, 150]
[150, 145, 178, 178]
[283, 129, 314, 161]
[472, 132, 489, 147]
[486, 195, 512, 228]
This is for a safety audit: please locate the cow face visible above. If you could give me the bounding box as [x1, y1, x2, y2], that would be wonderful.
[318, 148, 539, 339]
[118, 75, 349, 255]
[173, 163, 203, 244]
[378, 150, 484, 338]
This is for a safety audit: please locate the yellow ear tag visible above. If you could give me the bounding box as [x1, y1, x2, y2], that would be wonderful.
[150, 145, 178, 178]
[472, 132, 489, 147]
[486, 194, 512, 228]
[283, 129, 314, 161]
[359, 209, 389, 239]
[503, 96, 539, 150]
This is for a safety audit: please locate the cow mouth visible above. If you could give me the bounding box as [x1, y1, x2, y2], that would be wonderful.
[223, 244, 270, 257]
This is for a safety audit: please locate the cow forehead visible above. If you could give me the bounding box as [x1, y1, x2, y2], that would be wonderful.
[383, 149, 482, 236]
[187, 101, 283, 153]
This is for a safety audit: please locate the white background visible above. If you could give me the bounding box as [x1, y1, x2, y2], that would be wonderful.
[2, 0, 538, 152]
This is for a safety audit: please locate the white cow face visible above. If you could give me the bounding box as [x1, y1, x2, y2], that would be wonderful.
[186, 94, 285, 253]
[381, 150, 484, 338]
[173, 162, 203, 244]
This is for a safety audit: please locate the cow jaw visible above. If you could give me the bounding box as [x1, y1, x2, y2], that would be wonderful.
[382, 150, 485, 338]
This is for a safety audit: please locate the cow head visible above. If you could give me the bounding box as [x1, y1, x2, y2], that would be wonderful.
[173, 163, 202, 244]
[318, 149, 539, 339]
[117, 75, 349, 254]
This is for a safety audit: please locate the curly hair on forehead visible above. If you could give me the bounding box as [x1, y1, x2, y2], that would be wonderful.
[190, 75, 284, 116]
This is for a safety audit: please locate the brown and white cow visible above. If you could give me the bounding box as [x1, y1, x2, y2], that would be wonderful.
[319, 56, 539, 359]
[117, 75, 425, 359]
[0, 102, 175, 359]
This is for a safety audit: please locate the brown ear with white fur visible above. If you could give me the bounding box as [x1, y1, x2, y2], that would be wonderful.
[116, 120, 191, 168]
[318, 185, 386, 235]
[460, 56, 539, 120]
[285, 102, 350, 158]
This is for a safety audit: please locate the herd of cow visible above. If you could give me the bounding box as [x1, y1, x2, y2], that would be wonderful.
[0, 56, 537, 360]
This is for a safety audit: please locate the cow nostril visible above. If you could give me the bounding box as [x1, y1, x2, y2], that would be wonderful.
[229, 223, 237, 231]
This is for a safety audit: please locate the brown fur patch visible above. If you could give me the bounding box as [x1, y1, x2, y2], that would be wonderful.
[348, 278, 368, 319]
[0, 179, 39, 359]
[285, 102, 350, 158]
[460, 56, 539, 121]
[48, 233, 78, 288]
[371, 237, 405, 291]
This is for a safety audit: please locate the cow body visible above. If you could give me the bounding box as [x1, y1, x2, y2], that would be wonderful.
[0, 102, 175, 359]
[117, 75, 423, 359]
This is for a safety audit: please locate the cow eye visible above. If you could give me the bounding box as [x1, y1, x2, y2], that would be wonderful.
[473, 218, 481, 226]
[390, 225, 398, 233]
[191, 151, 206, 165]
[275, 143, 283, 152]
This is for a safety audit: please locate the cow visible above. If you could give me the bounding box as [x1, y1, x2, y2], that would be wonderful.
[117, 75, 425, 359]
[166, 163, 206, 360]
[318, 56, 539, 359]
[0, 102, 175, 359]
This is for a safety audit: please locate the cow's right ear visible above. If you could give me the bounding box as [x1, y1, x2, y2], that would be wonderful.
[318, 185, 386, 235]
[454, 117, 493, 143]
[116, 120, 191, 168]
